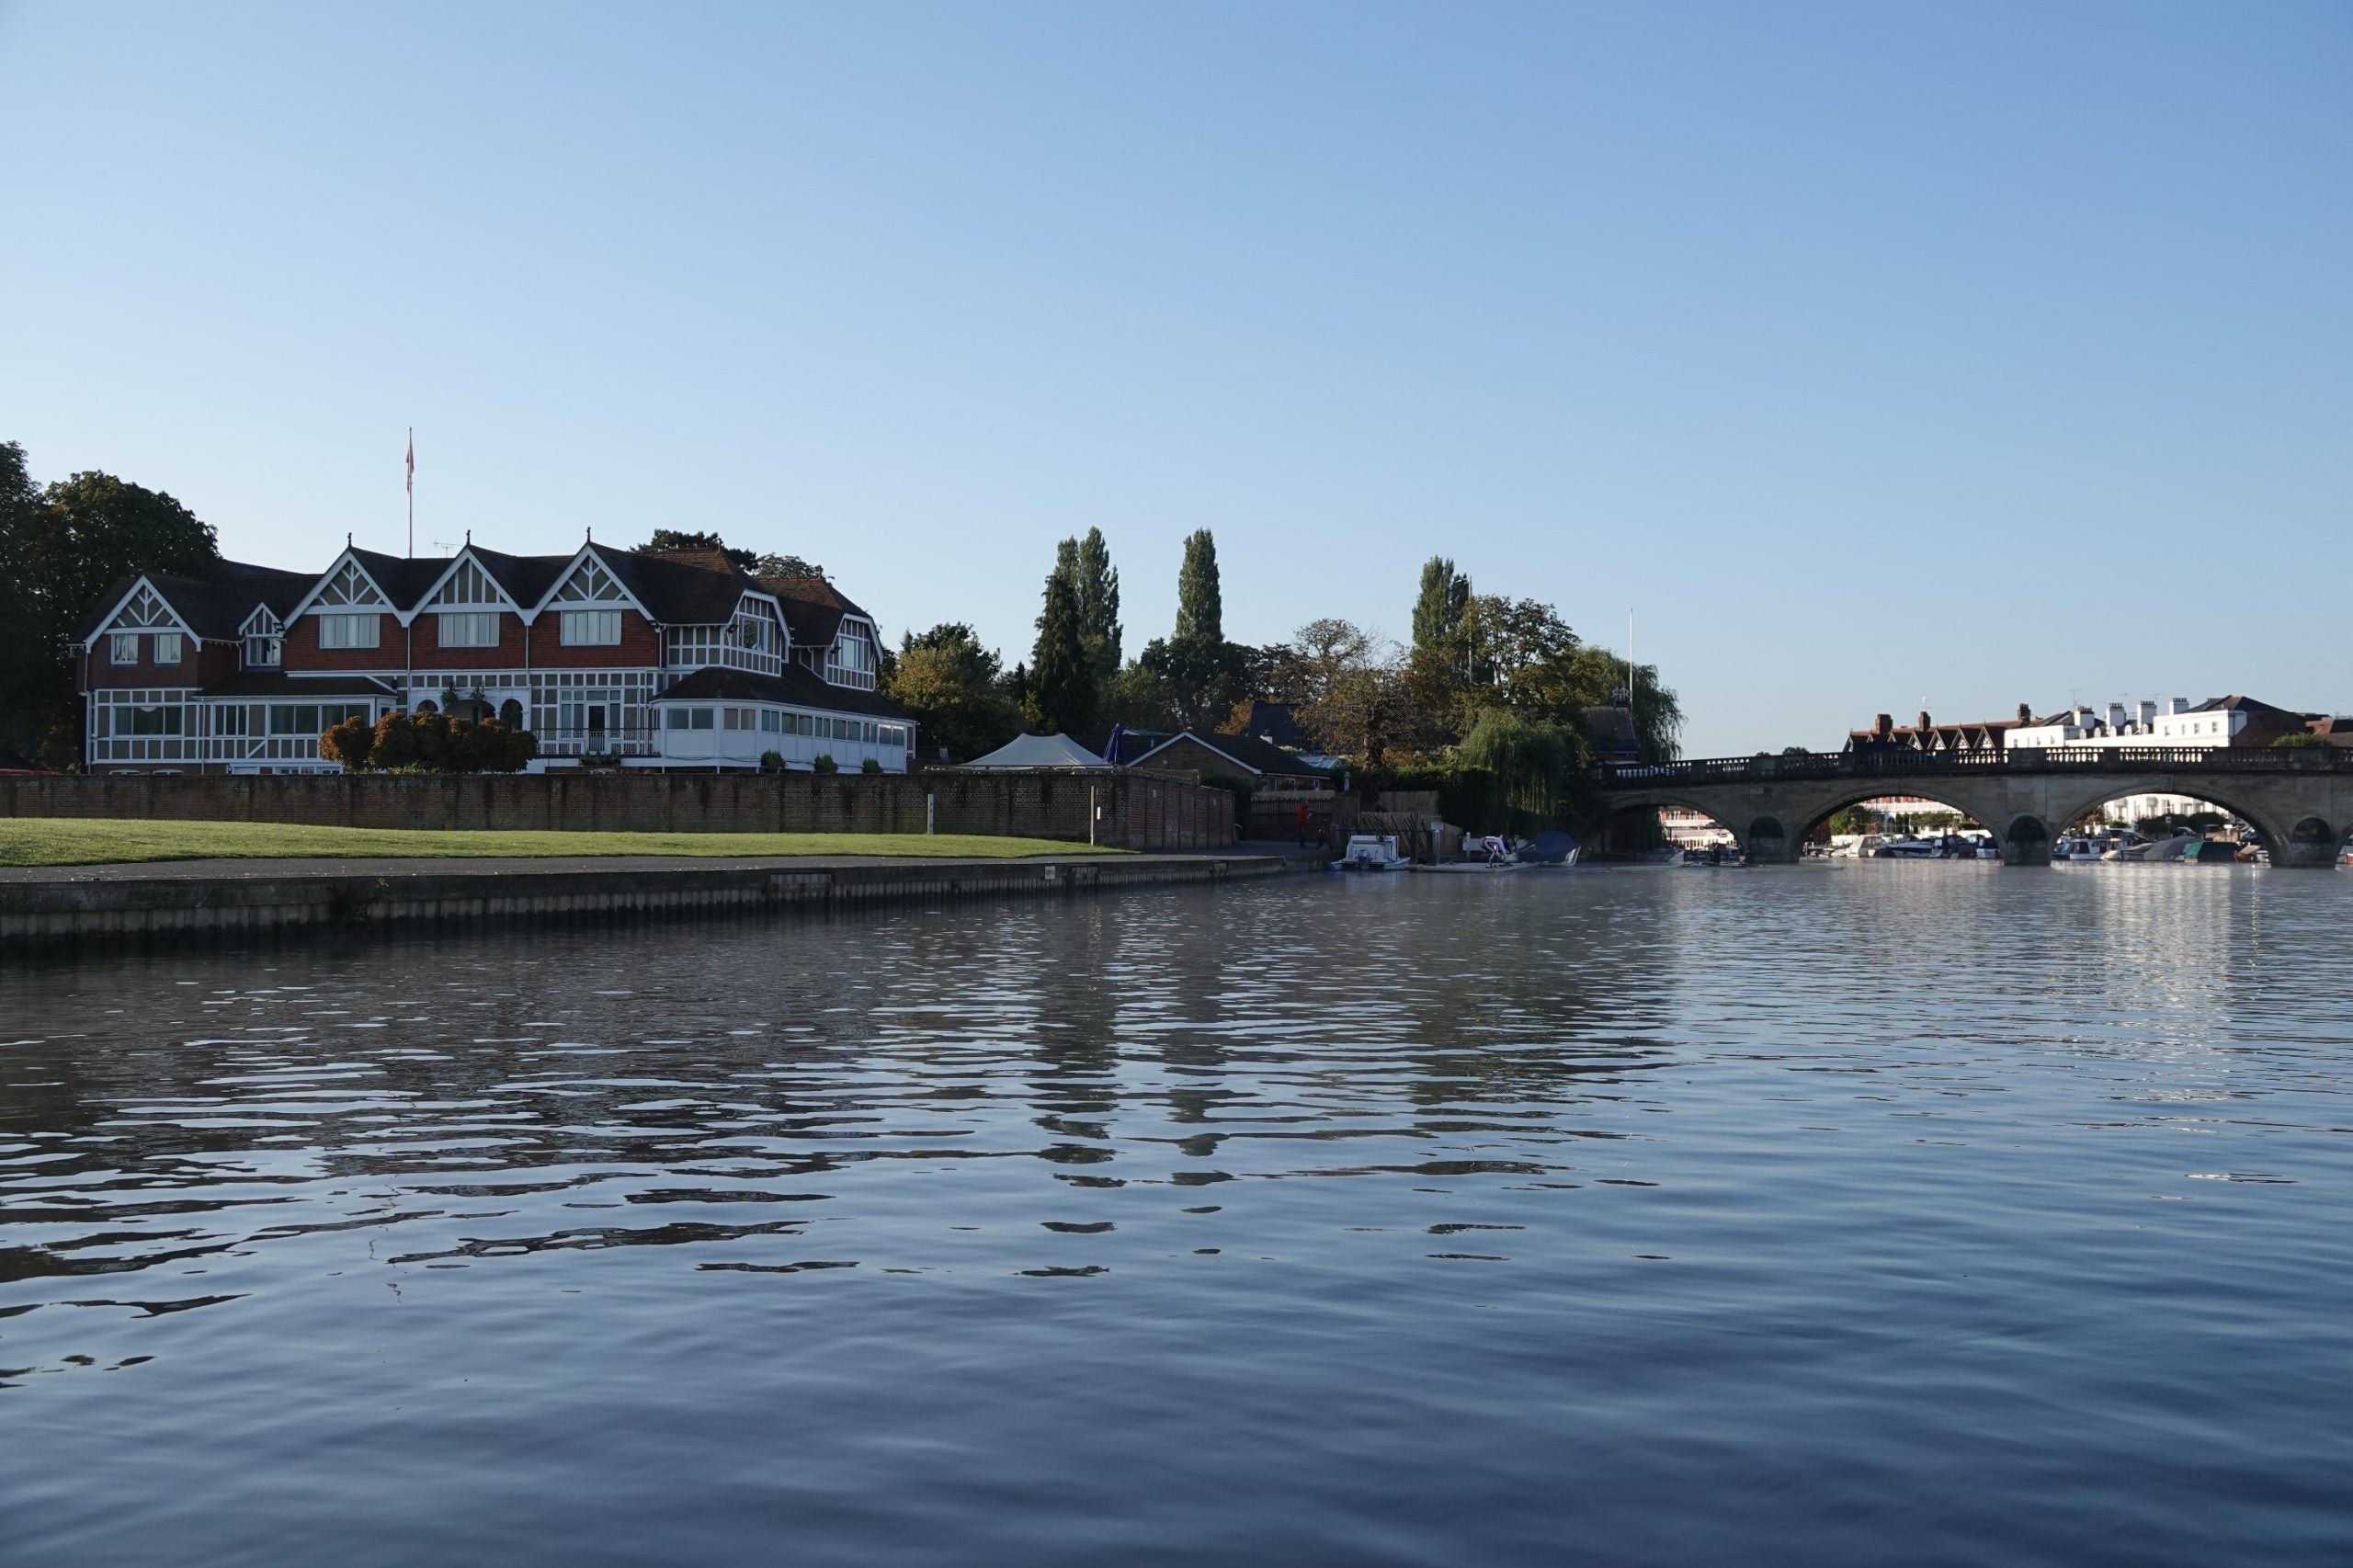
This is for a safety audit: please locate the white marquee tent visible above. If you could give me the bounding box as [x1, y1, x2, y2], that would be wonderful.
[958, 733, 1116, 770]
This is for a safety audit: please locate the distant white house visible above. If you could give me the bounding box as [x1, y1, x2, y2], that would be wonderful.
[2009, 696, 2304, 750]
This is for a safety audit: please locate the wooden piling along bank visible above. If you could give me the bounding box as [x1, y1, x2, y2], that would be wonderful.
[0, 851, 1297, 948]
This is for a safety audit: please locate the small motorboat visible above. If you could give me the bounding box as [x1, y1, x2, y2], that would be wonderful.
[1331, 834, 1413, 871]
[1869, 837, 1941, 858]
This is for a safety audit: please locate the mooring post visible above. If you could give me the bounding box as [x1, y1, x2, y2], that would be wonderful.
[926, 792, 936, 835]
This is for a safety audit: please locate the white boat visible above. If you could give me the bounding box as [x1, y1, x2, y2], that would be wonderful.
[1331, 834, 1412, 871]
[2052, 834, 2104, 862]
[1868, 837, 1941, 858]
[1411, 860, 1527, 874]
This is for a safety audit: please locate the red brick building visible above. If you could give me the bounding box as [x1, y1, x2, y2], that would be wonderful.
[74, 540, 914, 774]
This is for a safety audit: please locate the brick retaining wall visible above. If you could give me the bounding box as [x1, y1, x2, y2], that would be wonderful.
[0, 770, 1236, 851]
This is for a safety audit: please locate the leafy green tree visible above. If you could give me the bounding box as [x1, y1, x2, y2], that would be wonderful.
[1411, 556, 1471, 658]
[0, 451, 221, 767]
[887, 622, 1022, 760]
[639, 528, 757, 571]
[1029, 559, 1097, 734]
[2271, 730, 2330, 749]
[1100, 659, 1181, 732]
[752, 552, 824, 584]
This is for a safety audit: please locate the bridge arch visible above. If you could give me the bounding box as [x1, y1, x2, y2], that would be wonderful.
[1789, 785, 1993, 856]
[1620, 796, 1750, 855]
[2038, 780, 2302, 865]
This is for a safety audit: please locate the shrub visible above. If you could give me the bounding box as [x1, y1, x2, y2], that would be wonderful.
[860, 756, 883, 775]
[2272, 731, 2330, 749]
[322, 715, 375, 771]
[813, 753, 838, 774]
[352, 710, 537, 773]
[759, 749, 786, 772]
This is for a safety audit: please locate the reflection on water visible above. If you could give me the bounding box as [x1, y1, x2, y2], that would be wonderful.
[4, 866, 2350, 1566]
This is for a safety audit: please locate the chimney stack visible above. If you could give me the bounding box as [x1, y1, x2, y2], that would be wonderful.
[1916, 710, 1933, 733]
[1874, 713, 1893, 739]
[2017, 702, 2033, 722]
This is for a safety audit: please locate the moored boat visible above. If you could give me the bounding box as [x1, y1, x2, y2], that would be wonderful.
[1331, 835, 1413, 871]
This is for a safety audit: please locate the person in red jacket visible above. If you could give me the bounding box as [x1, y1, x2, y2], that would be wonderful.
[1295, 801, 1313, 846]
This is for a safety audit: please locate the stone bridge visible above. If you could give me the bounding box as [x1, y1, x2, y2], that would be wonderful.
[1602, 747, 2353, 866]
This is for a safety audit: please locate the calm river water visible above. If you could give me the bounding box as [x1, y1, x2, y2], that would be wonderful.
[4, 865, 2350, 1566]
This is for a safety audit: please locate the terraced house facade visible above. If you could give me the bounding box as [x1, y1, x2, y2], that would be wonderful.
[74, 540, 915, 774]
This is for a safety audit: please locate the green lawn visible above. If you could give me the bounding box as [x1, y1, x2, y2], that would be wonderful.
[0, 818, 1124, 868]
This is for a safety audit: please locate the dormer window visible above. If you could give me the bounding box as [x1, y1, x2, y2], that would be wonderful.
[246, 633, 282, 667]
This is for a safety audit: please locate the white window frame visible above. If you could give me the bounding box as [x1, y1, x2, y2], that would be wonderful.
[151, 631, 183, 665]
[110, 631, 140, 665]
[438, 610, 501, 648]
[562, 609, 622, 646]
[319, 612, 381, 650]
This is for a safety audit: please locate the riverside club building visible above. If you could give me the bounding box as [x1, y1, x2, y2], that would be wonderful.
[73, 539, 915, 774]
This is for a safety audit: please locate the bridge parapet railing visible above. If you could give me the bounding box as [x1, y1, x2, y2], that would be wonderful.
[1602, 744, 2353, 789]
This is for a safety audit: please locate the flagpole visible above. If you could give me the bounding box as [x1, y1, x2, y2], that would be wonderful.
[405, 427, 414, 557]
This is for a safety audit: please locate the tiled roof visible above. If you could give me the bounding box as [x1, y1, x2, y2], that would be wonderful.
[1222, 700, 1313, 751]
[761, 573, 871, 653]
[2193, 695, 2299, 717]
[463, 545, 571, 609]
[74, 560, 317, 642]
[201, 671, 401, 698]
[594, 544, 755, 626]
[347, 548, 459, 610]
[654, 663, 912, 721]
[1137, 730, 1332, 778]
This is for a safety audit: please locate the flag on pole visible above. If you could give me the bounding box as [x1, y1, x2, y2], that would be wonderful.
[405, 429, 415, 495]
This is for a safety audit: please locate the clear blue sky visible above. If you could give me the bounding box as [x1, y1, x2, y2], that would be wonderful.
[3, 2, 2345, 754]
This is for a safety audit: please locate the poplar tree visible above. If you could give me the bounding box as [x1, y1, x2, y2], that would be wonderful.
[1074, 527, 1121, 679]
[1173, 528, 1222, 647]
[1030, 556, 1097, 735]
[1411, 556, 1471, 655]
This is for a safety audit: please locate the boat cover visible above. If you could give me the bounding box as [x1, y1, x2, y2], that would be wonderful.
[1518, 831, 1577, 865]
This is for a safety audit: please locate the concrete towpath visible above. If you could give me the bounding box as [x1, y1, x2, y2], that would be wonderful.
[0, 847, 1325, 947]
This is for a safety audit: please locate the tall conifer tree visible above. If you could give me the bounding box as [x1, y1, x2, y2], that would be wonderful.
[1173, 528, 1222, 647]
[1030, 552, 1097, 735]
[1074, 527, 1121, 679]
[1411, 556, 1471, 654]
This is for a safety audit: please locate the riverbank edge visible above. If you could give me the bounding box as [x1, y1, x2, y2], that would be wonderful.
[0, 850, 1320, 949]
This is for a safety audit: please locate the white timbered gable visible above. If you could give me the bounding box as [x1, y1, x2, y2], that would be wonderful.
[425, 557, 514, 610]
[313, 560, 389, 608]
[551, 554, 631, 607]
[105, 584, 188, 635]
